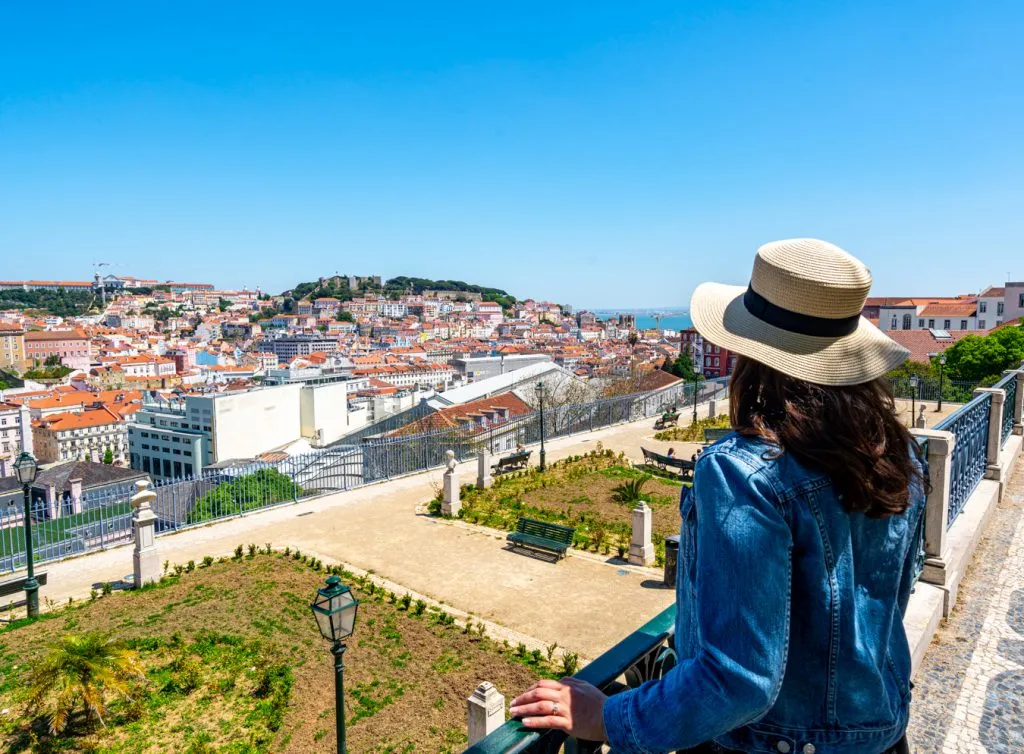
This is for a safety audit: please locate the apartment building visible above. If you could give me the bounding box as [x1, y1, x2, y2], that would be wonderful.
[128, 384, 301, 481]
[33, 406, 128, 464]
[1003, 282, 1024, 325]
[0, 402, 31, 477]
[678, 328, 737, 378]
[977, 287, 1005, 330]
[0, 327, 25, 370]
[259, 334, 339, 361]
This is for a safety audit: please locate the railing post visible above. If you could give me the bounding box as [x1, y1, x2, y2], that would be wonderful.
[911, 428, 953, 585]
[1014, 370, 1024, 436]
[974, 387, 1005, 480]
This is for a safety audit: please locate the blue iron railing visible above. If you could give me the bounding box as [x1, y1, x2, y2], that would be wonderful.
[935, 392, 991, 528]
[994, 372, 1017, 448]
[465, 605, 677, 754]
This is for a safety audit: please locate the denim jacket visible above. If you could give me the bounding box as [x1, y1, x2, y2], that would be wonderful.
[604, 434, 926, 754]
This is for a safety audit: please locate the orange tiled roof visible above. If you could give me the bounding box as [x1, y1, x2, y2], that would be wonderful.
[34, 406, 124, 431]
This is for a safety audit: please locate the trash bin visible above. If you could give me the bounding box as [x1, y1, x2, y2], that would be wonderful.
[663, 535, 680, 587]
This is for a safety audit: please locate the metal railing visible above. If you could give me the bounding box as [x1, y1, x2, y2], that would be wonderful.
[911, 437, 929, 584]
[887, 376, 980, 404]
[0, 377, 728, 576]
[994, 372, 1017, 448]
[934, 391, 991, 528]
[466, 605, 677, 754]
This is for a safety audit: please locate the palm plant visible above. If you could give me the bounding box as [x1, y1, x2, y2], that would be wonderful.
[611, 476, 650, 504]
[28, 632, 146, 734]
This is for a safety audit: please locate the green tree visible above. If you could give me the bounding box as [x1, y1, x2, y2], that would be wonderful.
[28, 632, 146, 734]
[102, 447, 114, 465]
[940, 325, 1024, 383]
[44, 354, 63, 368]
[218, 298, 231, 312]
[335, 310, 354, 323]
[190, 468, 303, 523]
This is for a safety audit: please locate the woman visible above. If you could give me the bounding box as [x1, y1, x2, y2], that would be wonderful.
[511, 239, 925, 754]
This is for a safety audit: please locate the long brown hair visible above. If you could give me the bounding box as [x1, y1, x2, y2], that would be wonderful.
[729, 355, 924, 518]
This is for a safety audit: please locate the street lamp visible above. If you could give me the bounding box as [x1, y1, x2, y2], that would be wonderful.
[310, 575, 359, 754]
[937, 354, 947, 411]
[13, 452, 39, 619]
[535, 381, 547, 472]
[692, 373, 699, 425]
[909, 375, 919, 427]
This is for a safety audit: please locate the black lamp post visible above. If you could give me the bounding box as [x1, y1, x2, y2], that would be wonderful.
[536, 381, 546, 472]
[310, 575, 359, 754]
[937, 354, 946, 411]
[692, 373, 699, 425]
[909, 375, 919, 427]
[13, 452, 39, 619]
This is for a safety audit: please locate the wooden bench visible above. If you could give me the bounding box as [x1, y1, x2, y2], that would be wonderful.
[703, 427, 732, 445]
[641, 447, 695, 479]
[507, 517, 575, 560]
[653, 411, 680, 430]
[0, 571, 49, 611]
[492, 451, 531, 474]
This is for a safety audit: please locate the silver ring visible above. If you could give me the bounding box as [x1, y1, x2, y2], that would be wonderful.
[551, 701, 560, 716]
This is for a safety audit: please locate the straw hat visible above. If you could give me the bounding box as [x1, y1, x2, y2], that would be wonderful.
[690, 238, 910, 386]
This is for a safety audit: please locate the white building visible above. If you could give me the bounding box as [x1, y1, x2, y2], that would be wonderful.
[0, 402, 32, 477]
[299, 378, 371, 446]
[976, 286, 1005, 330]
[33, 406, 129, 465]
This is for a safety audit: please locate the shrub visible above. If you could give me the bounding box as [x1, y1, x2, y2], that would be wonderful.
[284, 547, 291, 557]
[202, 555, 214, 568]
[412, 599, 426, 616]
[545, 642, 559, 662]
[89, 589, 98, 602]
[530, 649, 543, 665]
[562, 651, 580, 676]
[515, 643, 527, 658]
[102, 582, 113, 596]
[247, 544, 257, 559]
[234, 545, 244, 560]
[293, 549, 301, 560]
[611, 477, 650, 504]
[399, 593, 412, 611]
[174, 564, 185, 576]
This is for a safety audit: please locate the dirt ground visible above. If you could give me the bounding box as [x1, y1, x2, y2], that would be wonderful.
[0, 553, 542, 754]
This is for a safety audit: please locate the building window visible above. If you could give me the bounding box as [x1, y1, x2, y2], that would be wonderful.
[979, 320, 986, 329]
[928, 319, 935, 328]
[902, 314, 912, 330]
[943, 319, 951, 329]
[998, 301, 1005, 315]
[960, 320, 967, 330]
[890, 316, 898, 329]
[980, 301, 987, 313]
[918, 319, 925, 328]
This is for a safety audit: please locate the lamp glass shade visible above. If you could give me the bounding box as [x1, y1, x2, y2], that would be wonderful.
[909, 376, 919, 387]
[939, 355, 947, 365]
[13, 452, 38, 486]
[310, 576, 359, 642]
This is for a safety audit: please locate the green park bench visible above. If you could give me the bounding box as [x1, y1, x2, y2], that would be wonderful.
[492, 450, 531, 474]
[0, 571, 48, 613]
[654, 410, 680, 430]
[703, 427, 732, 445]
[641, 447, 695, 480]
[506, 517, 575, 561]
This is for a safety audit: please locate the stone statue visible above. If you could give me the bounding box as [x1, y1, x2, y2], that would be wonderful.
[915, 405, 927, 430]
[442, 449, 460, 516]
[445, 449, 457, 475]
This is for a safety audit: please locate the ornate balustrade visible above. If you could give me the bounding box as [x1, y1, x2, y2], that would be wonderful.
[934, 392, 991, 528]
[465, 605, 676, 754]
[994, 372, 1017, 448]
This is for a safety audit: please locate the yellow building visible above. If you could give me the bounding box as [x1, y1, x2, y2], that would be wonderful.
[0, 328, 25, 371]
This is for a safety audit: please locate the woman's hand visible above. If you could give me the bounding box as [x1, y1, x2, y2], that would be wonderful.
[509, 678, 608, 741]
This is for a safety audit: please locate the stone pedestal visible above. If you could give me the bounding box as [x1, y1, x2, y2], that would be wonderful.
[442, 449, 461, 517]
[476, 450, 492, 490]
[131, 479, 161, 588]
[467, 681, 505, 745]
[707, 399, 716, 419]
[974, 387, 1005, 481]
[915, 406, 927, 429]
[628, 501, 655, 566]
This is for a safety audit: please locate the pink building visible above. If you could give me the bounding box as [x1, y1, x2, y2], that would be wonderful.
[24, 329, 91, 370]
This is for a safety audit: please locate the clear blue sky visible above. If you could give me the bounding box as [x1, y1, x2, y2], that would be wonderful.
[1, 2, 1021, 309]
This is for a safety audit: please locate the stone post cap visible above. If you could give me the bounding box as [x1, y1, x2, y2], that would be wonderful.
[469, 680, 504, 707]
[131, 478, 157, 511]
[910, 427, 954, 452]
[633, 500, 651, 513]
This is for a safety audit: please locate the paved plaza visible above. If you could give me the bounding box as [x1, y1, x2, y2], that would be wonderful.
[908, 461, 1024, 752]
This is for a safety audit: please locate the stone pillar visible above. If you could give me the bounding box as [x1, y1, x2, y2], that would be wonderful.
[974, 387, 1005, 479]
[442, 449, 461, 517]
[69, 478, 83, 515]
[915, 405, 927, 429]
[131, 479, 160, 588]
[628, 501, 655, 566]
[467, 681, 505, 745]
[476, 450, 492, 490]
[707, 399, 716, 419]
[45, 484, 58, 520]
[912, 428, 953, 585]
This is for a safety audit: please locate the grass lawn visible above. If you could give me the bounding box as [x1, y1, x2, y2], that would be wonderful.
[0, 548, 551, 753]
[0, 503, 132, 557]
[434, 448, 686, 563]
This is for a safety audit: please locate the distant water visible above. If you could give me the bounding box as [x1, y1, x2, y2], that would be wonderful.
[593, 310, 692, 331]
